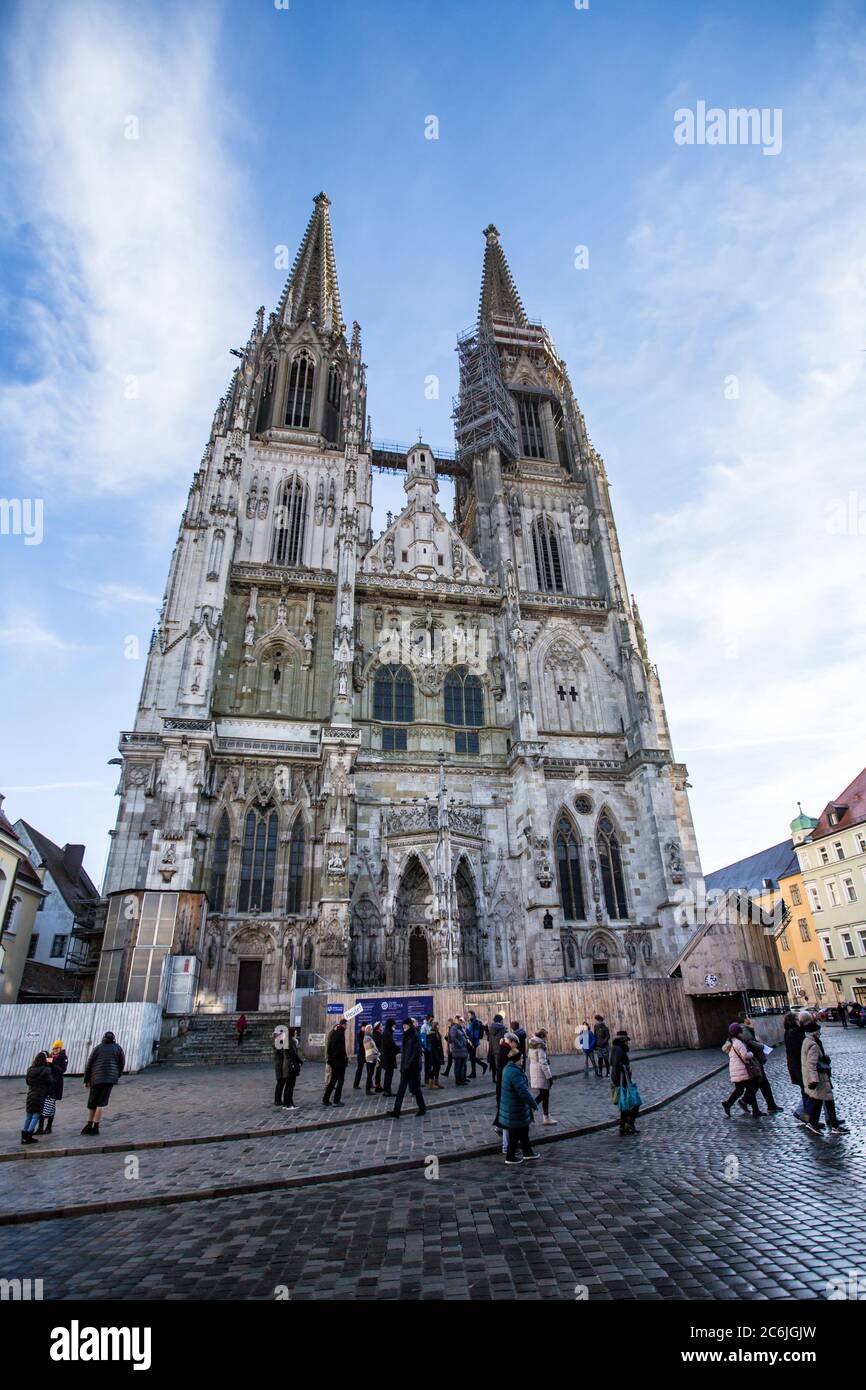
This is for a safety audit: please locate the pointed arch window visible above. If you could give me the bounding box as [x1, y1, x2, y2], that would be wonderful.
[444, 664, 483, 754]
[556, 815, 586, 921]
[324, 363, 342, 444]
[285, 351, 315, 428]
[597, 813, 628, 920]
[272, 474, 307, 566]
[286, 817, 306, 914]
[237, 807, 278, 913]
[373, 663, 414, 751]
[532, 516, 565, 593]
[517, 393, 545, 458]
[256, 357, 277, 433]
[209, 812, 230, 912]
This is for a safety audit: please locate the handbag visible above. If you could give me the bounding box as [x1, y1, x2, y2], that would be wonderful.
[733, 1039, 760, 1079]
[621, 1080, 642, 1110]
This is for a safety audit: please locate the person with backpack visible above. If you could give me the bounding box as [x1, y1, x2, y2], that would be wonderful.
[721, 1023, 761, 1118]
[611, 1029, 640, 1135]
[577, 1019, 598, 1076]
[466, 1010, 488, 1077]
[802, 1017, 848, 1135]
[593, 1015, 611, 1078]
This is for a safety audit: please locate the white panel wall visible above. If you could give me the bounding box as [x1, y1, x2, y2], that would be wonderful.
[0, 1003, 162, 1076]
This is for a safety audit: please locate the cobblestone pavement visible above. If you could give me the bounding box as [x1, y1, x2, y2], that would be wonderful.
[3, 1029, 862, 1300]
[0, 1049, 717, 1219]
[0, 1046, 659, 1154]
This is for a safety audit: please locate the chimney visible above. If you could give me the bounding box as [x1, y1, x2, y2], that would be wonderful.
[63, 844, 85, 880]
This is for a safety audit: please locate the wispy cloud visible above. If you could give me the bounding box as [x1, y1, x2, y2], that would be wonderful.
[0, 619, 80, 652]
[611, 20, 866, 866]
[74, 582, 161, 610]
[0, 1, 253, 496]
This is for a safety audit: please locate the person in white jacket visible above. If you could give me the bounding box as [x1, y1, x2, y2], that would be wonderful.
[576, 1021, 598, 1076]
[528, 1029, 557, 1124]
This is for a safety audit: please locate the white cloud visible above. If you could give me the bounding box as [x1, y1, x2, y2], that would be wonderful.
[608, 24, 866, 868]
[0, 620, 79, 652]
[74, 582, 161, 610]
[0, 1, 254, 496]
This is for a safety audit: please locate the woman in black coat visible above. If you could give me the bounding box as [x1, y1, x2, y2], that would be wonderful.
[427, 1022, 445, 1089]
[379, 1019, 399, 1096]
[784, 1010, 808, 1122]
[38, 1041, 68, 1135]
[22, 1052, 53, 1145]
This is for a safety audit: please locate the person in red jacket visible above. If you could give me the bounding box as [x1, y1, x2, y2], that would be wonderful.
[236, 1014, 248, 1047]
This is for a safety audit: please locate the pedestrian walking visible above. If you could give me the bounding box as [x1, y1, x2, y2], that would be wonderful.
[352, 1020, 367, 1090]
[738, 1013, 782, 1112]
[593, 1015, 611, 1078]
[323, 1017, 348, 1106]
[442, 1018, 454, 1077]
[428, 1021, 445, 1088]
[372, 1021, 384, 1091]
[21, 1051, 53, 1145]
[81, 1031, 125, 1136]
[802, 1017, 848, 1135]
[420, 1015, 434, 1084]
[466, 1011, 488, 1077]
[611, 1029, 641, 1135]
[528, 1028, 557, 1125]
[838, 1001, 849, 1029]
[488, 1013, 506, 1085]
[721, 1023, 761, 1119]
[362, 1023, 380, 1094]
[38, 1039, 68, 1135]
[380, 1018, 398, 1096]
[274, 1026, 303, 1109]
[784, 1010, 809, 1122]
[577, 1020, 598, 1076]
[235, 1014, 248, 1047]
[449, 1017, 470, 1085]
[386, 1017, 427, 1118]
[498, 1043, 540, 1164]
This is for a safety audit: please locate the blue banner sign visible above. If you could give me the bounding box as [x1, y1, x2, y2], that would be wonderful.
[353, 995, 435, 1050]
[326, 1003, 345, 1014]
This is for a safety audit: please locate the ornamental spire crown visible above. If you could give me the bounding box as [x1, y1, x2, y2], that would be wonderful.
[478, 223, 528, 326]
[276, 191, 344, 332]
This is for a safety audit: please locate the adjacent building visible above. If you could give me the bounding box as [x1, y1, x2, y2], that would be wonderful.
[0, 798, 48, 1005]
[13, 821, 102, 1003]
[95, 193, 704, 1016]
[794, 768, 866, 1007]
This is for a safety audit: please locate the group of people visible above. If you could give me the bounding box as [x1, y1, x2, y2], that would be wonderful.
[722, 1008, 848, 1135]
[20, 1031, 125, 1144]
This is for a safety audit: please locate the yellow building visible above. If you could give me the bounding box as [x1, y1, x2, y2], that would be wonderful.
[705, 805, 821, 1009]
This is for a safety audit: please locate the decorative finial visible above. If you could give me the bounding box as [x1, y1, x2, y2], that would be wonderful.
[314, 191, 331, 207]
[483, 223, 500, 242]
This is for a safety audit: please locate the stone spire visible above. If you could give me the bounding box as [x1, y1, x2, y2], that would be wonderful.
[277, 192, 343, 331]
[478, 223, 527, 326]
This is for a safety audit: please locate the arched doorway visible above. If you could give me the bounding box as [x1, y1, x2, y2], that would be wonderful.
[394, 857, 433, 986]
[455, 859, 482, 983]
[409, 928, 429, 985]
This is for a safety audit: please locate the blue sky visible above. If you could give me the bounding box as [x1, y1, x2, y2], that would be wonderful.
[1, 0, 865, 881]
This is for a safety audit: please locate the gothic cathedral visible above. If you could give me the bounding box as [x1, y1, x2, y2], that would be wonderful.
[95, 193, 703, 1013]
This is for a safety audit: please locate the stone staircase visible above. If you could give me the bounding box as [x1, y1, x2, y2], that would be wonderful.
[160, 1012, 292, 1065]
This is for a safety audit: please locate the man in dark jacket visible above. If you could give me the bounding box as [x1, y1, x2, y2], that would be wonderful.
[593, 1015, 611, 1077]
[323, 1018, 348, 1105]
[387, 1018, 427, 1118]
[379, 1019, 399, 1096]
[610, 1030, 639, 1136]
[466, 1011, 488, 1078]
[81, 1032, 125, 1136]
[488, 1014, 506, 1085]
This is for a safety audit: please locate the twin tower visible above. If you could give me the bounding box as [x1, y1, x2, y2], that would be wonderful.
[93, 192, 703, 1015]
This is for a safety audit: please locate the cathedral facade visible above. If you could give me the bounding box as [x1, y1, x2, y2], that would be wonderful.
[95, 193, 703, 1014]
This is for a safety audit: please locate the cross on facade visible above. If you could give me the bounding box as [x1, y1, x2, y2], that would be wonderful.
[569, 685, 578, 702]
[556, 685, 566, 701]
